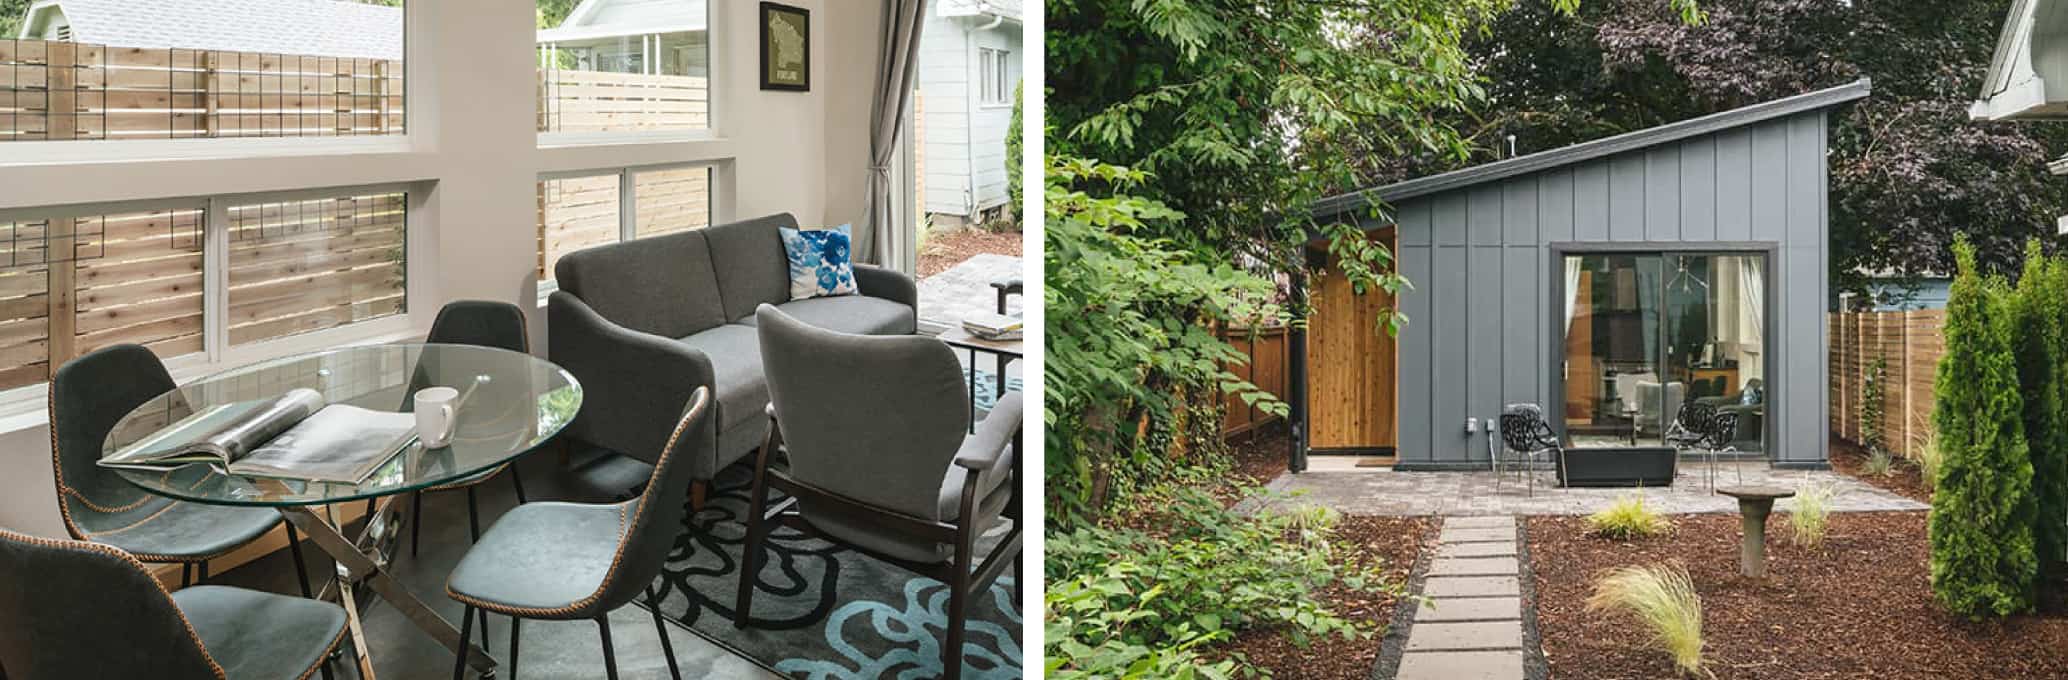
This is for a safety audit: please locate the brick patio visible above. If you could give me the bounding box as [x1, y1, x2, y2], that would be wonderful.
[1252, 460, 1925, 516]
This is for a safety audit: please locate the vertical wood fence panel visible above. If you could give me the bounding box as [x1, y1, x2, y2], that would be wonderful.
[1220, 326, 1290, 439]
[1829, 309, 1945, 458]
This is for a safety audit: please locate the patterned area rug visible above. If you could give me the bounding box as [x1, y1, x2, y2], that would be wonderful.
[649, 463, 1023, 679]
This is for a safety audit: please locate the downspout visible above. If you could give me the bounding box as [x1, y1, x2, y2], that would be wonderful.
[962, 18, 990, 219]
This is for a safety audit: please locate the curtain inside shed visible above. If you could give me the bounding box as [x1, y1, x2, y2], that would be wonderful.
[865, 0, 927, 272]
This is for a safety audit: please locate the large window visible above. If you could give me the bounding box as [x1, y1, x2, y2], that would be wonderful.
[0, 1, 406, 143]
[0, 190, 409, 392]
[537, 165, 713, 286]
[536, 1, 711, 135]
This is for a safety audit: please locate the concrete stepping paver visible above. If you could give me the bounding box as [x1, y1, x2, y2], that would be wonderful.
[1395, 651, 1525, 680]
[1406, 621, 1522, 651]
[1414, 596, 1521, 622]
[1427, 556, 1519, 576]
[1420, 575, 1520, 598]
[1390, 516, 1526, 680]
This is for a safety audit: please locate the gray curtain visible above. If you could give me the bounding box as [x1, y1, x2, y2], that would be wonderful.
[866, 0, 928, 272]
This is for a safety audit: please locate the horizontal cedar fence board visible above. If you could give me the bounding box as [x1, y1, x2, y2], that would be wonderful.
[1829, 310, 1945, 459]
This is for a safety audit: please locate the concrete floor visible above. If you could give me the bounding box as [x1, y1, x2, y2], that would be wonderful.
[207, 453, 778, 680]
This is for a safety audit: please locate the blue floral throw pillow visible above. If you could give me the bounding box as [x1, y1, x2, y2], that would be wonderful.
[781, 224, 859, 300]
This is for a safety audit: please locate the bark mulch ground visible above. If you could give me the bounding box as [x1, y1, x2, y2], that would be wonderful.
[917, 228, 1022, 278]
[1826, 434, 1932, 503]
[1228, 423, 1293, 487]
[1529, 512, 2068, 680]
[1219, 515, 1435, 679]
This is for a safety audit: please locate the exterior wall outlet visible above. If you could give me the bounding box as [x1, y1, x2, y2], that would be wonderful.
[1465, 417, 1478, 434]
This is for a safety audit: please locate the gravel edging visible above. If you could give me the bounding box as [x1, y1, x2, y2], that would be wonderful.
[1368, 517, 1441, 679]
[1517, 518, 1548, 680]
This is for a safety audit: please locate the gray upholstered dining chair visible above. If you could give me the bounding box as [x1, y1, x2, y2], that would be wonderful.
[443, 386, 711, 680]
[737, 306, 1023, 680]
[0, 527, 349, 680]
[50, 344, 312, 597]
[406, 300, 533, 558]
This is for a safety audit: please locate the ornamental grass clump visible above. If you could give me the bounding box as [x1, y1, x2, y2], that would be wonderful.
[1863, 447, 1895, 478]
[1587, 564, 1705, 677]
[1928, 234, 2038, 618]
[1787, 481, 1836, 547]
[1913, 427, 1945, 492]
[1586, 492, 1669, 540]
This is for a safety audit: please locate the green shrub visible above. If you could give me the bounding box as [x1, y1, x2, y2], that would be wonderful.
[1928, 234, 2038, 618]
[1787, 482, 1836, 547]
[1044, 486, 1389, 678]
[2014, 239, 2068, 566]
[1586, 493, 1670, 540]
[1586, 564, 1705, 677]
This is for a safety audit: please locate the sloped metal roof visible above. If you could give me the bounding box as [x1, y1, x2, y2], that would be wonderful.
[48, 0, 402, 61]
[1312, 79, 1872, 219]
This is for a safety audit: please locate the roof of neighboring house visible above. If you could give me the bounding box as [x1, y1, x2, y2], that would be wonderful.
[538, 0, 706, 44]
[938, 0, 1022, 23]
[29, 0, 402, 60]
[1311, 79, 1873, 220]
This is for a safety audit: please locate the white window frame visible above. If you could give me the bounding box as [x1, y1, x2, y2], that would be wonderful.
[534, 1, 723, 148]
[0, 1, 416, 166]
[534, 160, 726, 302]
[978, 48, 1011, 107]
[0, 181, 425, 419]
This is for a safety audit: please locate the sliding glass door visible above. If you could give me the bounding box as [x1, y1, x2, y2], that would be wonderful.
[1560, 252, 1767, 453]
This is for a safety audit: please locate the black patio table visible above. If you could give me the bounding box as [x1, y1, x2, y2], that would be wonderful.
[102, 343, 582, 679]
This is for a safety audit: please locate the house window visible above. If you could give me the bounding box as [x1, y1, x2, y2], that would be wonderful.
[0, 207, 207, 390]
[226, 192, 408, 345]
[0, 0, 406, 143]
[537, 1, 712, 135]
[978, 48, 1010, 106]
[537, 165, 713, 286]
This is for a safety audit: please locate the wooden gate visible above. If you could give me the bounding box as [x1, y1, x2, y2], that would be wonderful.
[1306, 228, 1399, 453]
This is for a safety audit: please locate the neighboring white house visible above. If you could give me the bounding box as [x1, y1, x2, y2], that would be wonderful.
[16, 0, 402, 60]
[919, 0, 1021, 227]
[536, 0, 709, 78]
[1975, 0, 2068, 234]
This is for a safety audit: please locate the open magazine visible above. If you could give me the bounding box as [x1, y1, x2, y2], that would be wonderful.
[100, 387, 419, 484]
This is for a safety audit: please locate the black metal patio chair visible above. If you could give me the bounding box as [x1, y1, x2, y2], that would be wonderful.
[1497, 403, 1564, 496]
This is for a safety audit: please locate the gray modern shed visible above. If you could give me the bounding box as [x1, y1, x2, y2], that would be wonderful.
[1290, 79, 1871, 473]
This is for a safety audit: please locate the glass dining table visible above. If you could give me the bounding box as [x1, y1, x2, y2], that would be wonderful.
[102, 344, 582, 679]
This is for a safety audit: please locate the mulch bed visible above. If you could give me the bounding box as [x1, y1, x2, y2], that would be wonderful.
[1827, 434, 1932, 503]
[1228, 423, 1294, 487]
[1218, 515, 1434, 679]
[917, 228, 1023, 278]
[1529, 512, 2068, 679]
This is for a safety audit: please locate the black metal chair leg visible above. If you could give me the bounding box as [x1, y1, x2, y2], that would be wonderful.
[181, 563, 191, 588]
[477, 607, 490, 652]
[511, 467, 528, 504]
[411, 490, 424, 557]
[597, 616, 620, 680]
[285, 522, 313, 598]
[508, 617, 522, 680]
[318, 657, 335, 680]
[451, 605, 475, 680]
[466, 487, 482, 543]
[197, 562, 207, 583]
[647, 587, 682, 680]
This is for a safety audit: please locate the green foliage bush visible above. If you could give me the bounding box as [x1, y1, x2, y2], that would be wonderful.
[1929, 234, 2038, 618]
[1585, 492, 1670, 540]
[1044, 486, 1388, 679]
[2013, 239, 2068, 566]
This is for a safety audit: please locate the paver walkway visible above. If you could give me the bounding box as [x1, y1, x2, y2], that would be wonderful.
[1395, 516, 1527, 680]
[1259, 461, 1925, 517]
[916, 252, 1022, 330]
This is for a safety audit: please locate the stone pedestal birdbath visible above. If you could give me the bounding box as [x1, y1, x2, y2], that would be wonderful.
[1718, 485, 1795, 578]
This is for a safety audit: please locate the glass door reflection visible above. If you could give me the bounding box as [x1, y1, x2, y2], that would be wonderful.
[1663, 254, 1766, 454]
[1562, 254, 1665, 447]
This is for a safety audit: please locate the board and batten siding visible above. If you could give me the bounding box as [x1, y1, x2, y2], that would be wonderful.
[1372, 109, 1830, 469]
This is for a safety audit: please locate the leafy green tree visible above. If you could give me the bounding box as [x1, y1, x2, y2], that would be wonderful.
[2015, 239, 2068, 568]
[1930, 234, 2038, 618]
[1005, 83, 1024, 224]
[0, 0, 34, 37]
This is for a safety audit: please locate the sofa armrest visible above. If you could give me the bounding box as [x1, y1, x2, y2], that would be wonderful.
[853, 263, 917, 309]
[955, 391, 1023, 472]
[548, 291, 718, 466]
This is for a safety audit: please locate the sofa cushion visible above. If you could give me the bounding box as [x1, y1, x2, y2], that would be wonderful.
[704, 214, 797, 323]
[556, 230, 726, 338]
[733, 296, 915, 336]
[675, 324, 769, 429]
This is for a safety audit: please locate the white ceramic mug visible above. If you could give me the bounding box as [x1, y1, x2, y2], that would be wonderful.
[414, 386, 459, 449]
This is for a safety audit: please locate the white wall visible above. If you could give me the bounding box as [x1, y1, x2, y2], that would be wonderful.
[970, 23, 1021, 212]
[0, 0, 881, 538]
[919, 10, 974, 217]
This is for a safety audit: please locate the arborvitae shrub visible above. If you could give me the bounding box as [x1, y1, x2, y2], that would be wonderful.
[2014, 239, 2068, 568]
[1928, 234, 2038, 618]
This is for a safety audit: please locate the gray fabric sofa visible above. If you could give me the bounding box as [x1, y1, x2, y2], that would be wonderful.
[547, 213, 918, 498]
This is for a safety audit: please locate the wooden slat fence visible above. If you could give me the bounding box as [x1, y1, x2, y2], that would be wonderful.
[0, 38, 403, 141]
[226, 193, 408, 347]
[1829, 310, 1945, 458]
[1221, 325, 1290, 439]
[538, 68, 708, 134]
